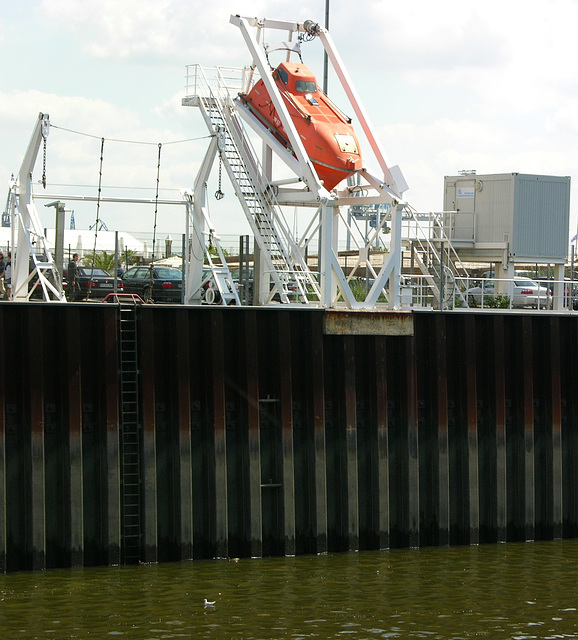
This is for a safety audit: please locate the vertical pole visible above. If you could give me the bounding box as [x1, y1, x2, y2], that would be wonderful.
[319, 202, 340, 308]
[439, 242, 445, 310]
[53, 202, 66, 277]
[387, 205, 403, 309]
[114, 231, 119, 293]
[320, 202, 333, 307]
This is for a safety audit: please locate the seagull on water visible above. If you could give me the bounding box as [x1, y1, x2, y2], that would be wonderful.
[204, 598, 216, 607]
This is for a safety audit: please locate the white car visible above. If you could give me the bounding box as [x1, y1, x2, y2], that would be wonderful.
[467, 278, 552, 309]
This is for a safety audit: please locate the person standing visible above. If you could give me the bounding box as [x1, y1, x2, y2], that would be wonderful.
[2, 252, 11, 300]
[0, 252, 5, 297]
[67, 253, 80, 300]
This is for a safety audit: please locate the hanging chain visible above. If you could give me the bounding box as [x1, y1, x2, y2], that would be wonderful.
[215, 156, 224, 200]
[42, 137, 47, 189]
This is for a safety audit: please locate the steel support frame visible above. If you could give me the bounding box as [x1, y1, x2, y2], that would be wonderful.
[226, 15, 406, 309]
[12, 113, 66, 303]
[183, 137, 239, 307]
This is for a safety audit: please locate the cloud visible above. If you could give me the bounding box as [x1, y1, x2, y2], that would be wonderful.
[39, 0, 321, 64]
[0, 87, 216, 232]
[4, 0, 578, 240]
[378, 115, 577, 213]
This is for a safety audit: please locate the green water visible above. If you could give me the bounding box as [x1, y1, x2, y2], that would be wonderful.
[1, 540, 578, 639]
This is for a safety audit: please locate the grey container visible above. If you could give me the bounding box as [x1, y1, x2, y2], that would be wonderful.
[443, 173, 571, 263]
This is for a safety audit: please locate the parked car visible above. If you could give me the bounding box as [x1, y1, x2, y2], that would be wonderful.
[66, 266, 121, 301]
[535, 277, 578, 310]
[121, 266, 182, 303]
[467, 278, 551, 309]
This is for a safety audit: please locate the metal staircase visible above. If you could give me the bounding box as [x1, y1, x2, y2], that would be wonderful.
[186, 66, 321, 304]
[402, 206, 470, 308]
[118, 302, 142, 563]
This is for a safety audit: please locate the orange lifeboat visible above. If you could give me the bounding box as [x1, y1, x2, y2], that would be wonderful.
[239, 61, 362, 190]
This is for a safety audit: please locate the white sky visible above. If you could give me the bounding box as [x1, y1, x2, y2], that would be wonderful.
[1, 0, 578, 241]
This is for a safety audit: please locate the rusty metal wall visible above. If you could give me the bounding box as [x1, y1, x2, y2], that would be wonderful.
[0, 304, 577, 571]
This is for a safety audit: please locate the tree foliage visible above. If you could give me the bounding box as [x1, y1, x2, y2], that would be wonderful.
[81, 250, 137, 274]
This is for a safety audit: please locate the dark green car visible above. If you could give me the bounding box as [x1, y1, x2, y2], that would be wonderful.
[121, 266, 182, 303]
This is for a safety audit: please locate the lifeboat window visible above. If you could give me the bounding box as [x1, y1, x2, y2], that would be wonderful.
[275, 67, 289, 85]
[295, 80, 317, 93]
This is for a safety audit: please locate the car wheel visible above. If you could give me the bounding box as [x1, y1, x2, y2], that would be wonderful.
[143, 286, 154, 303]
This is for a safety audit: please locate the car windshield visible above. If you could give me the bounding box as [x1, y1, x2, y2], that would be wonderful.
[78, 267, 110, 277]
[154, 268, 181, 279]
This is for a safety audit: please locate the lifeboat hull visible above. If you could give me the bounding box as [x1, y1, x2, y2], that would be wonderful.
[240, 62, 362, 190]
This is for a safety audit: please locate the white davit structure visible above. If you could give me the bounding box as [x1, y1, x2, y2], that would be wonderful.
[182, 15, 410, 309]
[8, 113, 67, 302]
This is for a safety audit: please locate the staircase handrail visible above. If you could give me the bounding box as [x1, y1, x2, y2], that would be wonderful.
[192, 64, 321, 303]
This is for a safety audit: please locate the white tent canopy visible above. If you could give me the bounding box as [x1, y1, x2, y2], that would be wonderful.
[0, 227, 145, 256]
[45, 229, 145, 256]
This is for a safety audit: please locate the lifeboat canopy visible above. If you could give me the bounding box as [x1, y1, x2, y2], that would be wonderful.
[240, 61, 363, 190]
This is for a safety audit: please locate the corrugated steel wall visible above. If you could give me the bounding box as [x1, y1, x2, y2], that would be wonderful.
[0, 304, 577, 571]
[514, 175, 571, 259]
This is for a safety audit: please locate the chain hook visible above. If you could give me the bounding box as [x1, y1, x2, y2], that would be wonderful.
[215, 156, 224, 200]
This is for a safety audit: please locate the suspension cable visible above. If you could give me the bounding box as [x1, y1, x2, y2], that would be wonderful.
[87, 137, 105, 300]
[148, 143, 162, 302]
[50, 123, 211, 146]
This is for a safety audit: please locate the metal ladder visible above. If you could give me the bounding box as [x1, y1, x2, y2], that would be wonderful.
[118, 302, 141, 563]
[192, 68, 320, 304]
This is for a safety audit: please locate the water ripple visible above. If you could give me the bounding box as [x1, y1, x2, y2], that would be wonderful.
[1, 540, 578, 638]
